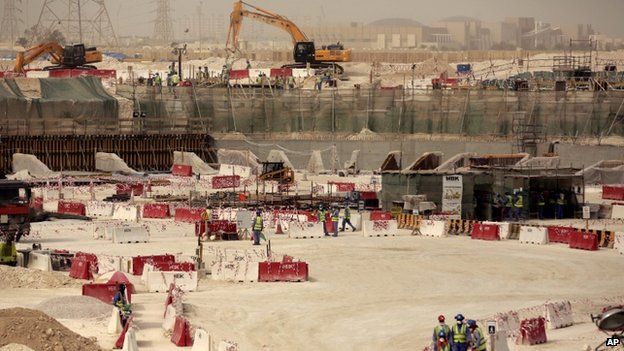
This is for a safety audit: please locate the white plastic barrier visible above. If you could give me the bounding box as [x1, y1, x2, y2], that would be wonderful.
[483, 221, 511, 240]
[615, 232, 624, 255]
[495, 311, 520, 337]
[419, 220, 447, 237]
[288, 222, 324, 239]
[192, 329, 211, 351]
[142, 219, 194, 238]
[363, 220, 398, 237]
[141, 263, 155, 283]
[92, 221, 112, 239]
[42, 200, 59, 213]
[145, 271, 198, 292]
[162, 304, 177, 331]
[219, 164, 252, 179]
[122, 327, 139, 351]
[210, 261, 259, 282]
[111, 225, 149, 244]
[612, 205, 624, 220]
[544, 301, 574, 329]
[97, 254, 122, 274]
[112, 204, 139, 222]
[86, 201, 114, 218]
[292, 68, 311, 78]
[107, 307, 122, 334]
[488, 331, 510, 351]
[27, 252, 53, 271]
[519, 226, 549, 245]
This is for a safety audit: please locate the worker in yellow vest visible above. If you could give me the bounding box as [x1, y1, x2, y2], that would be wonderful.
[467, 320, 487, 351]
[318, 204, 329, 236]
[449, 314, 470, 351]
[537, 192, 546, 219]
[433, 315, 452, 345]
[434, 331, 451, 351]
[331, 205, 340, 237]
[504, 192, 513, 221]
[252, 209, 263, 245]
[513, 192, 523, 221]
[556, 192, 566, 219]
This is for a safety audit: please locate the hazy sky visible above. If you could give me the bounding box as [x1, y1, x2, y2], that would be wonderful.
[15, 0, 624, 38]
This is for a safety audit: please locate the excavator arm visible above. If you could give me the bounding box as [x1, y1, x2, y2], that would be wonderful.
[14, 42, 64, 74]
[226, 0, 309, 53]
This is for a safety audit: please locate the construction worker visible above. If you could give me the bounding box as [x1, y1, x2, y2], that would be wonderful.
[341, 204, 356, 232]
[537, 192, 546, 219]
[449, 314, 470, 351]
[252, 209, 263, 245]
[434, 331, 451, 351]
[201, 207, 213, 241]
[288, 75, 296, 89]
[556, 192, 566, 219]
[433, 315, 452, 345]
[504, 192, 513, 220]
[172, 72, 180, 86]
[467, 320, 487, 351]
[315, 75, 323, 91]
[331, 205, 340, 237]
[514, 191, 523, 221]
[246, 59, 252, 69]
[112, 283, 131, 326]
[317, 204, 329, 236]
[491, 193, 501, 221]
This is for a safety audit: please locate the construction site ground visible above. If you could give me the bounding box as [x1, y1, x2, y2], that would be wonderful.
[1, 219, 622, 351]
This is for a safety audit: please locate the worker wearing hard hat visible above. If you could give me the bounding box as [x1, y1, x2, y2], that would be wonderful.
[434, 331, 451, 351]
[318, 204, 329, 236]
[449, 314, 470, 351]
[252, 209, 264, 245]
[331, 205, 340, 237]
[433, 315, 451, 345]
[467, 320, 487, 351]
[341, 203, 356, 232]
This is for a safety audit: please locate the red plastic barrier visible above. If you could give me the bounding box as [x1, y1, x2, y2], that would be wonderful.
[114, 316, 133, 349]
[603, 185, 624, 200]
[258, 257, 308, 282]
[116, 183, 144, 196]
[359, 191, 378, 200]
[82, 282, 133, 304]
[471, 223, 500, 240]
[57, 201, 86, 216]
[330, 182, 355, 192]
[170, 316, 192, 346]
[195, 221, 206, 237]
[370, 211, 393, 221]
[152, 261, 195, 272]
[107, 272, 135, 293]
[174, 207, 204, 222]
[229, 69, 249, 80]
[131, 254, 175, 275]
[517, 317, 547, 345]
[210, 220, 237, 233]
[172, 164, 192, 177]
[75, 252, 97, 263]
[69, 258, 92, 279]
[143, 203, 170, 218]
[547, 226, 575, 244]
[212, 175, 241, 189]
[569, 231, 598, 251]
[270, 68, 293, 77]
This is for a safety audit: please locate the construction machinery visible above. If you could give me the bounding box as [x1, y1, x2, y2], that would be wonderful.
[259, 162, 295, 185]
[14, 42, 103, 74]
[226, 0, 351, 73]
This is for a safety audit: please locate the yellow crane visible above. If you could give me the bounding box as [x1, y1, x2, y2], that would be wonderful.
[226, 0, 351, 73]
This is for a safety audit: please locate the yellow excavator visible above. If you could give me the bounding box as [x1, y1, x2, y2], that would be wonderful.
[226, 0, 351, 73]
[14, 42, 103, 74]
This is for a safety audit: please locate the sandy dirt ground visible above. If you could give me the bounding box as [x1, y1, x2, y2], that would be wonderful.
[0, 219, 621, 351]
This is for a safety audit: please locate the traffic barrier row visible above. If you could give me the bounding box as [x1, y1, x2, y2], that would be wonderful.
[142, 203, 171, 218]
[447, 219, 477, 235]
[57, 200, 86, 216]
[258, 256, 309, 282]
[419, 220, 447, 237]
[86, 201, 114, 218]
[544, 301, 573, 329]
[483, 221, 512, 239]
[603, 185, 624, 200]
[516, 317, 547, 345]
[519, 226, 549, 245]
[547, 226, 574, 244]
[151, 261, 195, 272]
[494, 311, 520, 337]
[471, 223, 500, 240]
[582, 228, 615, 248]
[369, 211, 394, 221]
[112, 204, 140, 222]
[569, 232, 598, 251]
[362, 220, 398, 237]
[288, 222, 324, 239]
[116, 183, 144, 196]
[82, 282, 133, 304]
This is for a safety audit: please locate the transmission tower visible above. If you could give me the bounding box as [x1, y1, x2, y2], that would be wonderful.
[35, 0, 118, 46]
[153, 0, 174, 45]
[0, 0, 22, 45]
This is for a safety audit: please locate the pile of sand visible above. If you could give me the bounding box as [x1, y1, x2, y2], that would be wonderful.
[35, 296, 111, 320]
[0, 345, 35, 351]
[0, 308, 101, 351]
[0, 266, 82, 289]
